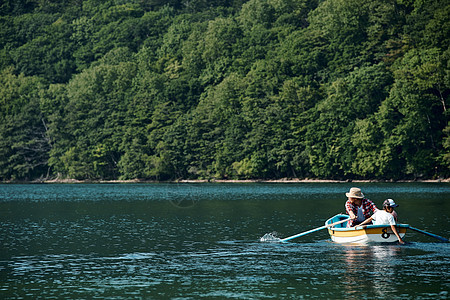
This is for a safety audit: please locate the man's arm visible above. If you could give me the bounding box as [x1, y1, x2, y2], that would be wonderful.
[345, 202, 356, 219]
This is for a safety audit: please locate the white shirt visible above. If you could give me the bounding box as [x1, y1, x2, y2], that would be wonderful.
[371, 210, 396, 226]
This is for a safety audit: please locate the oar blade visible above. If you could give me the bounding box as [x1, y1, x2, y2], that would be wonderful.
[409, 226, 449, 243]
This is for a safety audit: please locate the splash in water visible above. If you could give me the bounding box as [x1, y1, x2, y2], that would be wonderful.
[260, 232, 282, 242]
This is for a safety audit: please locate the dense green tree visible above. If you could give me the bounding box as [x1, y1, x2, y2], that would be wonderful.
[0, 0, 37, 15]
[55, 52, 137, 179]
[372, 48, 448, 179]
[11, 17, 76, 83]
[442, 123, 450, 176]
[39, 83, 70, 178]
[186, 73, 247, 178]
[199, 17, 242, 84]
[0, 69, 49, 180]
[305, 63, 392, 178]
[0, 0, 448, 181]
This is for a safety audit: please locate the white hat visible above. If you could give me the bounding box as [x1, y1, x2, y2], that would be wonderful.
[383, 198, 399, 208]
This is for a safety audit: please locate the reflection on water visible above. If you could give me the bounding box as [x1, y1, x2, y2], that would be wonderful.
[343, 245, 403, 298]
[372, 245, 402, 298]
[341, 243, 450, 299]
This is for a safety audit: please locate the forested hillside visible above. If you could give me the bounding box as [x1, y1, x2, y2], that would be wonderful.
[0, 0, 449, 181]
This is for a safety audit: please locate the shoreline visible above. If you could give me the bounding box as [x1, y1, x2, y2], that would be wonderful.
[4, 177, 448, 184]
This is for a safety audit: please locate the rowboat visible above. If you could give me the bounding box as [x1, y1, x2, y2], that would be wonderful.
[325, 214, 408, 244]
[262, 214, 447, 244]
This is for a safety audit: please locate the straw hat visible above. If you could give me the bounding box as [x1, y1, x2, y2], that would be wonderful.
[345, 187, 364, 199]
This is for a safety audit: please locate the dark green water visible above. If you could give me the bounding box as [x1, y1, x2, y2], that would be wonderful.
[0, 183, 449, 299]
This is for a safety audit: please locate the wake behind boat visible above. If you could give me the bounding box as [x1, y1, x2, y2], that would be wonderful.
[326, 214, 408, 244]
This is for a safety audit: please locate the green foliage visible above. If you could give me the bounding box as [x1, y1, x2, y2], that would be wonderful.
[0, 69, 49, 180]
[0, 0, 448, 181]
[54, 54, 137, 179]
[305, 64, 392, 178]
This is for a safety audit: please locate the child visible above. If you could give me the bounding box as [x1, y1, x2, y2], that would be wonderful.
[359, 199, 405, 244]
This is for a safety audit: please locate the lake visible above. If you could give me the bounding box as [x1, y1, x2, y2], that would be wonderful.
[0, 183, 449, 299]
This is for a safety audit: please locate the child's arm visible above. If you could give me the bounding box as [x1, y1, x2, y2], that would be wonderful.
[358, 216, 373, 226]
[390, 224, 405, 244]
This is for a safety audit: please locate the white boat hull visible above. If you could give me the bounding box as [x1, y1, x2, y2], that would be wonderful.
[326, 214, 408, 244]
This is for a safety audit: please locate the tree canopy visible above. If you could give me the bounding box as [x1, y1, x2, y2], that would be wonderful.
[1, 0, 449, 181]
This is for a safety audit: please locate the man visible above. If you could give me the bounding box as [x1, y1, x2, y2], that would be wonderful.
[345, 187, 378, 227]
[359, 199, 405, 244]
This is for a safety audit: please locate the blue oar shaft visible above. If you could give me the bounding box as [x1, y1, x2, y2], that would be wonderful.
[408, 226, 449, 243]
[281, 217, 350, 242]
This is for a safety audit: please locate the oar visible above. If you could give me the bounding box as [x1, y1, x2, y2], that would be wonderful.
[408, 226, 449, 243]
[281, 217, 350, 242]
